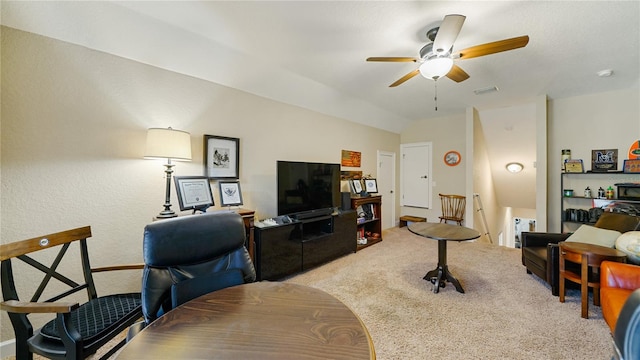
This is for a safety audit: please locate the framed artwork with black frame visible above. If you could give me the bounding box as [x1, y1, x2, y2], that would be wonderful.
[364, 178, 378, 193]
[174, 176, 214, 213]
[350, 179, 363, 194]
[219, 181, 244, 206]
[204, 135, 240, 179]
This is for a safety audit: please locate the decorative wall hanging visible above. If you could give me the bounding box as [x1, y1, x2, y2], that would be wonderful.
[219, 181, 243, 206]
[204, 135, 239, 179]
[444, 150, 461, 166]
[341, 150, 361, 167]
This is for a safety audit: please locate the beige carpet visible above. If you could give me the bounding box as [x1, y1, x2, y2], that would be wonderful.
[4, 227, 614, 359]
[284, 227, 613, 360]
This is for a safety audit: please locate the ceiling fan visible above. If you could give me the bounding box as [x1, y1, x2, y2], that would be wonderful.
[367, 14, 529, 87]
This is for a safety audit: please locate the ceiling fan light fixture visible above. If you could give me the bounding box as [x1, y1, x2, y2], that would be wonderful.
[419, 56, 453, 80]
[506, 162, 524, 173]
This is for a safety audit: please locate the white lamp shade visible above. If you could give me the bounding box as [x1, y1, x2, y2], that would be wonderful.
[419, 57, 454, 79]
[144, 128, 192, 161]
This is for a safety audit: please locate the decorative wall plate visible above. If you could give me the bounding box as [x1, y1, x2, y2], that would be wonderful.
[444, 151, 461, 166]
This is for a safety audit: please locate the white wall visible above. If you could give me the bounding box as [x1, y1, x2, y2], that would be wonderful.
[0, 27, 400, 343]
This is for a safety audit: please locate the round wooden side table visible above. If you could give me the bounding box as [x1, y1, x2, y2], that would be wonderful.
[559, 241, 627, 318]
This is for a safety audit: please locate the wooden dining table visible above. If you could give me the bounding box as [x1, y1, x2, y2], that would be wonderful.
[408, 222, 480, 293]
[117, 281, 375, 359]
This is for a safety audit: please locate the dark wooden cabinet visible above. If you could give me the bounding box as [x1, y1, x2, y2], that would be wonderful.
[255, 211, 356, 281]
[351, 195, 383, 251]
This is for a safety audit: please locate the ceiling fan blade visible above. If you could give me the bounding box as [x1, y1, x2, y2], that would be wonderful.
[456, 35, 530, 60]
[433, 14, 466, 54]
[367, 57, 417, 62]
[390, 69, 420, 87]
[446, 64, 470, 82]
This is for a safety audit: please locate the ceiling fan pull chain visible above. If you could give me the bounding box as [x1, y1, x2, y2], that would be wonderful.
[434, 80, 438, 111]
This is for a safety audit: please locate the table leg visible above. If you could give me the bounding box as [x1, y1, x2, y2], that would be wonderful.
[581, 254, 589, 319]
[423, 240, 465, 293]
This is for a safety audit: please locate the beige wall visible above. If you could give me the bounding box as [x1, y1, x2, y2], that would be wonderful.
[0, 27, 400, 343]
[399, 113, 467, 222]
[547, 88, 640, 232]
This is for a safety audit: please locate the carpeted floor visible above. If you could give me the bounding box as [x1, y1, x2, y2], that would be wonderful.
[3, 227, 614, 359]
[284, 226, 613, 360]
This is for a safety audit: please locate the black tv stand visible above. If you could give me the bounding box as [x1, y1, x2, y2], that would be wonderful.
[255, 211, 356, 280]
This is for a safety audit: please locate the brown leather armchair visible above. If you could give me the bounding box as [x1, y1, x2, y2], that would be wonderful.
[521, 212, 640, 296]
[600, 261, 640, 332]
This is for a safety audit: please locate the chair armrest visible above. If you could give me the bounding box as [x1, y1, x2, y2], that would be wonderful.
[601, 261, 640, 290]
[521, 232, 571, 248]
[91, 263, 144, 273]
[0, 300, 79, 314]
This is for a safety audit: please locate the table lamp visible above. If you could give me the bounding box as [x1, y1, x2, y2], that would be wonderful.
[145, 127, 192, 218]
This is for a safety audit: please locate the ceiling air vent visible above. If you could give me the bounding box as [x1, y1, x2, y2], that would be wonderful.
[473, 86, 499, 95]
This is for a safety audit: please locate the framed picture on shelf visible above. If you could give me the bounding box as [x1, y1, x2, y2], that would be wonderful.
[204, 135, 240, 179]
[364, 178, 378, 193]
[623, 159, 640, 173]
[218, 181, 243, 206]
[564, 159, 584, 173]
[350, 179, 363, 194]
[173, 176, 214, 212]
[591, 149, 618, 172]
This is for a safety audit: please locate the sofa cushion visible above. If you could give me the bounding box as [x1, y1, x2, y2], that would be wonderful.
[565, 224, 621, 248]
[616, 231, 640, 265]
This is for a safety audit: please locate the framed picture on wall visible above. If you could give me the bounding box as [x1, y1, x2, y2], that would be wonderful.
[219, 181, 244, 206]
[204, 135, 240, 179]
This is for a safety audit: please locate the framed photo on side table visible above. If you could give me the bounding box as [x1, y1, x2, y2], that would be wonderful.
[204, 135, 239, 179]
[219, 181, 244, 206]
[174, 176, 214, 212]
[364, 179, 378, 193]
[350, 179, 363, 194]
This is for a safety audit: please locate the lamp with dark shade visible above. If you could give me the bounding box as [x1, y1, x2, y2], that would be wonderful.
[145, 127, 192, 218]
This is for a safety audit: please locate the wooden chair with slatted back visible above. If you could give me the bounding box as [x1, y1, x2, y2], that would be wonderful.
[0, 226, 143, 360]
[438, 194, 466, 226]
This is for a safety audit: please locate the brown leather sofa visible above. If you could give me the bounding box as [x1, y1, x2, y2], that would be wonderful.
[521, 212, 640, 296]
[601, 261, 640, 332]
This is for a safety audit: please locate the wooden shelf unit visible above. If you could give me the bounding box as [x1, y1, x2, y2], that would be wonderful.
[352, 195, 383, 251]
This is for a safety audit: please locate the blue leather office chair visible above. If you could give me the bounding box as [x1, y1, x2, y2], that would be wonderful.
[128, 211, 256, 339]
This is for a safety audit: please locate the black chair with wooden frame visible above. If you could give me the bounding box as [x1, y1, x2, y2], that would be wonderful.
[0, 226, 143, 360]
[438, 194, 466, 226]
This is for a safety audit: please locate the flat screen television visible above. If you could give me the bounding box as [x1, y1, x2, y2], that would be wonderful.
[277, 160, 340, 219]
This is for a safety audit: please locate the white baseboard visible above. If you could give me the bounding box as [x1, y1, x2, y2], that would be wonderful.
[0, 338, 16, 358]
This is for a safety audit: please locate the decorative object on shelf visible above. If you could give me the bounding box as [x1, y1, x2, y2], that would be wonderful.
[628, 140, 640, 159]
[219, 181, 243, 207]
[444, 150, 461, 166]
[364, 178, 378, 193]
[561, 149, 571, 171]
[616, 183, 640, 201]
[563, 189, 574, 197]
[606, 186, 615, 200]
[340, 171, 363, 180]
[584, 187, 591, 198]
[145, 127, 192, 218]
[564, 159, 584, 173]
[341, 150, 361, 167]
[506, 162, 523, 173]
[591, 148, 618, 172]
[174, 176, 214, 213]
[598, 187, 606, 199]
[623, 159, 640, 173]
[204, 135, 239, 179]
[350, 179, 363, 194]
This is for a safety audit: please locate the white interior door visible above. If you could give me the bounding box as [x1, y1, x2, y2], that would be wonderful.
[400, 142, 432, 209]
[377, 151, 395, 229]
